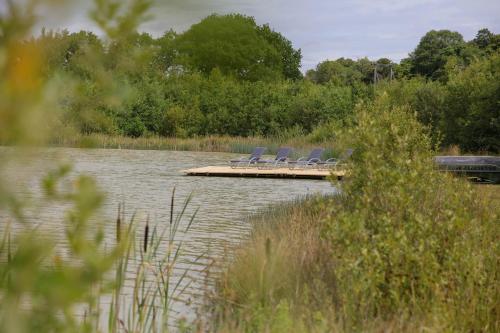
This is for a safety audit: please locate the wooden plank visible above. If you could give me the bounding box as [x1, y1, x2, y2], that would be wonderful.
[182, 166, 344, 180]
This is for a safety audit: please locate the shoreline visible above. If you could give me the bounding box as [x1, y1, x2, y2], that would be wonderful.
[10, 133, 496, 158]
[46, 133, 337, 158]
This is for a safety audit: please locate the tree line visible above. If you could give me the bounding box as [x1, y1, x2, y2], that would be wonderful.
[30, 14, 499, 152]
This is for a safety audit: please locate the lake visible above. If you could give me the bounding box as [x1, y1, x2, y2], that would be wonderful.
[0, 147, 337, 325]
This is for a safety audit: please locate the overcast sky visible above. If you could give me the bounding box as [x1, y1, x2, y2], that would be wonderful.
[15, 0, 500, 71]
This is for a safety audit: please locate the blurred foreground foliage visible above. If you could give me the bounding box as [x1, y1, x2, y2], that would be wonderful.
[1, 166, 125, 332]
[0, 1, 188, 332]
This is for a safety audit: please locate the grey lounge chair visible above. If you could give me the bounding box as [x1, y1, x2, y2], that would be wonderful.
[257, 147, 293, 168]
[288, 148, 325, 169]
[229, 147, 267, 168]
[318, 148, 354, 169]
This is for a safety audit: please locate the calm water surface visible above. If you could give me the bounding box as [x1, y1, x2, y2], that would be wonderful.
[1, 147, 337, 324]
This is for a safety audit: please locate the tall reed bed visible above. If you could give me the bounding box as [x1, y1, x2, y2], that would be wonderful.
[107, 188, 201, 332]
[48, 133, 338, 158]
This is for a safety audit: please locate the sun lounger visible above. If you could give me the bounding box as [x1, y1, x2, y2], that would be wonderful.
[229, 147, 267, 168]
[257, 147, 293, 168]
[318, 148, 354, 169]
[288, 148, 325, 169]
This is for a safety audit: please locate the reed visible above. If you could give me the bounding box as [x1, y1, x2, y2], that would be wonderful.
[107, 187, 200, 332]
[48, 133, 339, 158]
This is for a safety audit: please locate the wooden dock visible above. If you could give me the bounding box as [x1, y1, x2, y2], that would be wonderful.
[183, 166, 344, 180]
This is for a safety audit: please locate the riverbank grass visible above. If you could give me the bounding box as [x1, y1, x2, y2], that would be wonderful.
[48, 133, 337, 158]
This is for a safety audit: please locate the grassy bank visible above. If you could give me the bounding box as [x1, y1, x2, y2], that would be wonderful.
[48, 133, 497, 158]
[210, 197, 338, 332]
[208, 100, 500, 332]
[48, 133, 338, 157]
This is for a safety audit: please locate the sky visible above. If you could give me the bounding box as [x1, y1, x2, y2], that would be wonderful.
[9, 0, 500, 71]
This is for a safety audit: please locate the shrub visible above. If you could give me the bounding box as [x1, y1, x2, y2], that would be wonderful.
[323, 96, 499, 331]
[123, 115, 146, 137]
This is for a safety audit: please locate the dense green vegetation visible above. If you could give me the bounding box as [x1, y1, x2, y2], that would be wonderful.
[25, 14, 499, 152]
[212, 99, 499, 332]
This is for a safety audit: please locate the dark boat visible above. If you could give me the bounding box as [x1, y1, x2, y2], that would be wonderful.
[434, 156, 500, 184]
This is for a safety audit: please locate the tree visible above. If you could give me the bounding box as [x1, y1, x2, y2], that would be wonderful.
[374, 57, 395, 80]
[396, 57, 413, 78]
[306, 58, 375, 85]
[155, 29, 177, 73]
[354, 57, 376, 83]
[306, 60, 349, 84]
[442, 52, 500, 152]
[105, 31, 157, 76]
[35, 30, 104, 77]
[174, 14, 293, 81]
[409, 30, 465, 80]
[256, 24, 302, 80]
[472, 28, 500, 52]
[473, 28, 494, 49]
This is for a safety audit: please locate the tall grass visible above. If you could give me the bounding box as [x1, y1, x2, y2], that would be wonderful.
[209, 197, 339, 332]
[108, 188, 199, 332]
[48, 133, 337, 158]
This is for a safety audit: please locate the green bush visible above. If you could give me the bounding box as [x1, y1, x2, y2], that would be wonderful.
[323, 96, 498, 330]
[123, 115, 146, 137]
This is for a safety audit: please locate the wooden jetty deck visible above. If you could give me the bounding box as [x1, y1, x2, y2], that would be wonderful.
[183, 166, 344, 180]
